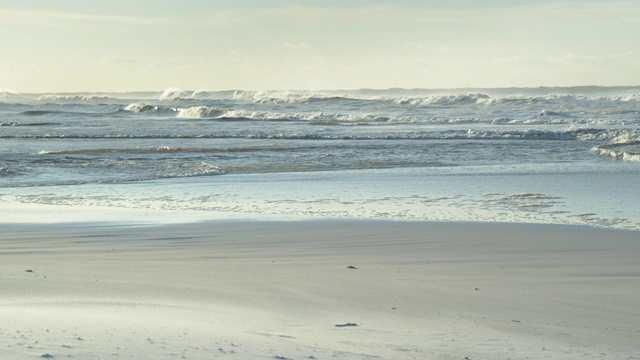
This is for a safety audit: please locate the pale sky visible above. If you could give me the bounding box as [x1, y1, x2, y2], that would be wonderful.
[1, 0, 639, 92]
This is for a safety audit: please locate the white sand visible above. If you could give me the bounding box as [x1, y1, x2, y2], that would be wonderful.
[1, 220, 639, 359]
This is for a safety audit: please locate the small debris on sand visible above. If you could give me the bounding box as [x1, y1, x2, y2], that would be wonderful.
[40, 354, 54, 359]
[335, 323, 358, 327]
[25, 269, 34, 273]
[346, 266, 357, 269]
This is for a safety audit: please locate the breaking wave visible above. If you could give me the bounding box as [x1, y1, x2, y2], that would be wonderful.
[593, 142, 640, 162]
[122, 103, 174, 113]
[538, 110, 573, 117]
[0, 90, 25, 102]
[159, 87, 189, 101]
[592, 130, 640, 162]
[122, 103, 227, 118]
[177, 106, 227, 118]
[602, 94, 640, 102]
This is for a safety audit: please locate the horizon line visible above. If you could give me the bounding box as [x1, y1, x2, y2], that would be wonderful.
[4, 84, 640, 95]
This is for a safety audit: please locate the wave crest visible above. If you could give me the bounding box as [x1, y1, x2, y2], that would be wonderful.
[177, 106, 227, 118]
[123, 103, 226, 118]
[123, 103, 163, 113]
[591, 130, 640, 162]
[159, 87, 189, 101]
[593, 140, 640, 162]
[0, 90, 22, 101]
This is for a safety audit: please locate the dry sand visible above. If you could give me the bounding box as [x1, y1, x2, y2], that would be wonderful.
[1, 220, 639, 359]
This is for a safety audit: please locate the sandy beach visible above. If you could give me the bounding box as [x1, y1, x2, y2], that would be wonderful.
[3, 1, 640, 359]
[1, 220, 638, 359]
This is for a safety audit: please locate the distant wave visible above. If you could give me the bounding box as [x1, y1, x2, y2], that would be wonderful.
[38, 145, 345, 156]
[0, 121, 59, 127]
[538, 109, 574, 117]
[190, 90, 216, 99]
[599, 94, 640, 102]
[6, 127, 631, 141]
[393, 93, 491, 106]
[231, 90, 495, 106]
[18, 109, 104, 118]
[5, 88, 638, 106]
[232, 90, 337, 104]
[38, 146, 241, 155]
[156, 88, 234, 101]
[0, 90, 22, 100]
[159, 87, 190, 101]
[36, 94, 118, 102]
[20, 110, 65, 116]
[229, 90, 640, 107]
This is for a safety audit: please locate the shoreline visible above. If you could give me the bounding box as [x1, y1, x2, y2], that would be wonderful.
[2, 220, 639, 359]
[3, 166, 640, 231]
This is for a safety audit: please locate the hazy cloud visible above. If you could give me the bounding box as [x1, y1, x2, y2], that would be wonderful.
[2, 1, 639, 91]
[0, 9, 170, 28]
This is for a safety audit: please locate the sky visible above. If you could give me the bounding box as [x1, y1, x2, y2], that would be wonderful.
[0, 0, 639, 92]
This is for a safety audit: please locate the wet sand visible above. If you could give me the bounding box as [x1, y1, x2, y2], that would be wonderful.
[1, 220, 639, 359]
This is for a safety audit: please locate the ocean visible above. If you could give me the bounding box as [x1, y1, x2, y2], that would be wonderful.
[1, 86, 639, 229]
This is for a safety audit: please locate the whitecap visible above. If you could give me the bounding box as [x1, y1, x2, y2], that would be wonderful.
[176, 106, 226, 118]
[124, 103, 158, 112]
[122, 103, 179, 115]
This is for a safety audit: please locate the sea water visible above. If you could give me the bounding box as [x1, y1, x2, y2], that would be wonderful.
[1, 87, 639, 229]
